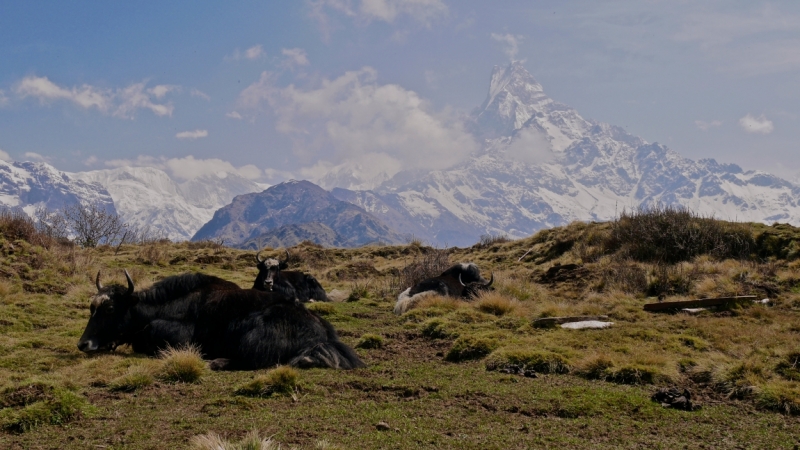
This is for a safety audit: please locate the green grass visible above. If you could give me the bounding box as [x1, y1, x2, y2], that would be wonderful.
[3, 221, 800, 447]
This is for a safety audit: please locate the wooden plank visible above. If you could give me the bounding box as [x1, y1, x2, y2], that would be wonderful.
[533, 315, 609, 328]
[644, 296, 757, 312]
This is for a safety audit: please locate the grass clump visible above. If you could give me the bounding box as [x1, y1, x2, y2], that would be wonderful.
[157, 345, 208, 383]
[347, 279, 372, 302]
[485, 348, 572, 374]
[445, 335, 499, 362]
[420, 318, 456, 339]
[576, 355, 667, 385]
[190, 429, 282, 450]
[109, 364, 155, 392]
[355, 333, 384, 349]
[756, 381, 800, 415]
[235, 366, 299, 397]
[307, 302, 336, 316]
[776, 351, 800, 381]
[474, 293, 518, 316]
[0, 382, 90, 433]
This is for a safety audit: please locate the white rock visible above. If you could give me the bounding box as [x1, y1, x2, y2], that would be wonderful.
[561, 321, 614, 330]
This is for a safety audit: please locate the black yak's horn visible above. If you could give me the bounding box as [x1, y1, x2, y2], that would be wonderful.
[282, 249, 290, 264]
[255, 250, 265, 263]
[459, 273, 466, 286]
[124, 269, 135, 295]
[484, 273, 494, 287]
[95, 271, 103, 291]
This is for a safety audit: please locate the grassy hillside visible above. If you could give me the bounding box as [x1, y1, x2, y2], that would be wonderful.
[2, 208, 800, 448]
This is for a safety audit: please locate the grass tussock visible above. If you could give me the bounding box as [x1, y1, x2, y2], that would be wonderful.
[419, 318, 457, 339]
[109, 364, 155, 392]
[776, 351, 800, 381]
[473, 293, 520, 316]
[235, 366, 299, 398]
[756, 380, 800, 415]
[157, 345, 208, 383]
[445, 335, 500, 362]
[485, 348, 571, 374]
[189, 429, 282, 450]
[576, 355, 670, 385]
[0, 382, 91, 433]
[355, 333, 384, 349]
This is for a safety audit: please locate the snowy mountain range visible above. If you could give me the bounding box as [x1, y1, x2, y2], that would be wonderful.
[327, 61, 800, 246]
[1, 61, 799, 247]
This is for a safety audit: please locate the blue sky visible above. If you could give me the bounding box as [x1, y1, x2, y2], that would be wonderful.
[1, 1, 799, 181]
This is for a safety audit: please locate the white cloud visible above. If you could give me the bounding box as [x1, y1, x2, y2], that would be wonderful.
[175, 129, 209, 140]
[310, 0, 447, 38]
[738, 114, 774, 134]
[22, 152, 49, 162]
[236, 66, 479, 175]
[0, 90, 9, 107]
[14, 75, 175, 119]
[226, 45, 265, 61]
[505, 128, 554, 164]
[105, 155, 262, 181]
[0, 148, 11, 161]
[83, 155, 99, 166]
[281, 48, 310, 69]
[491, 33, 523, 60]
[226, 111, 243, 120]
[191, 89, 211, 101]
[695, 119, 723, 131]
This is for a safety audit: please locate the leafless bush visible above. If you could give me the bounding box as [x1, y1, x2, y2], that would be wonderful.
[0, 207, 54, 248]
[393, 248, 451, 290]
[607, 204, 753, 264]
[599, 261, 648, 294]
[186, 239, 224, 250]
[34, 205, 69, 242]
[478, 234, 511, 247]
[60, 203, 128, 248]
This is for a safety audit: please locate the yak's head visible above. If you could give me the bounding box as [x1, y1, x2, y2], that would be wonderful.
[459, 272, 494, 299]
[77, 270, 137, 353]
[253, 249, 289, 291]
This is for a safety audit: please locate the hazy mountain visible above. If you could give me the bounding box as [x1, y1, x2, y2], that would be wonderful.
[192, 180, 407, 248]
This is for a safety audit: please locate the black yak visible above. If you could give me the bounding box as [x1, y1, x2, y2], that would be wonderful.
[253, 250, 330, 302]
[77, 270, 364, 370]
[394, 263, 494, 314]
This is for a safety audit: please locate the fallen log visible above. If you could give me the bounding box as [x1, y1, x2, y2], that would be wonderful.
[644, 296, 757, 312]
[533, 315, 609, 328]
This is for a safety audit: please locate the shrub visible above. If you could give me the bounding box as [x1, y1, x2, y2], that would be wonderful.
[356, 334, 384, 349]
[394, 248, 450, 290]
[0, 382, 90, 433]
[0, 209, 54, 248]
[235, 366, 299, 397]
[485, 348, 572, 374]
[477, 234, 511, 247]
[445, 335, 499, 362]
[606, 204, 754, 264]
[157, 345, 207, 383]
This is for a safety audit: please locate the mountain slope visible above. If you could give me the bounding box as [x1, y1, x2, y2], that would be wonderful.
[0, 160, 116, 215]
[71, 167, 266, 240]
[192, 180, 407, 248]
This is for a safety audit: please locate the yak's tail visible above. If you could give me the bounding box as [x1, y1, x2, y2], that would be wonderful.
[289, 340, 366, 369]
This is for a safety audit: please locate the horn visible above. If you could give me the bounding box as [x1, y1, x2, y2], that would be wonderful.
[255, 250, 265, 263]
[484, 273, 494, 287]
[459, 273, 466, 286]
[95, 271, 103, 291]
[124, 269, 135, 295]
[282, 249, 290, 264]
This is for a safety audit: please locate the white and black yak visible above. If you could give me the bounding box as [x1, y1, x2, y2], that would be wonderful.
[394, 263, 494, 315]
[77, 271, 364, 370]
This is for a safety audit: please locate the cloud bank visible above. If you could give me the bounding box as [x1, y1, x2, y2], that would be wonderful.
[105, 155, 262, 181]
[226, 45, 265, 61]
[491, 33, 523, 60]
[695, 119, 722, 131]
[14, 76, 175, 119]
[235, 66, 478, 180]
[738, 113, 774, 134]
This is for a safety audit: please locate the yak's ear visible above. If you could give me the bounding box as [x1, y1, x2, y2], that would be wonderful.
[279, 261, 289, 270]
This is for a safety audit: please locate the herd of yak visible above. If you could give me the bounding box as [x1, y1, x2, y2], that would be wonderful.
[77, 251, 495, 371]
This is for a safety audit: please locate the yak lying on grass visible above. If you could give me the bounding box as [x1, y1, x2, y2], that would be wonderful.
[253, 250, 330, 302]
[77, 271, 364, 370]
[394, 263, 494, 315]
